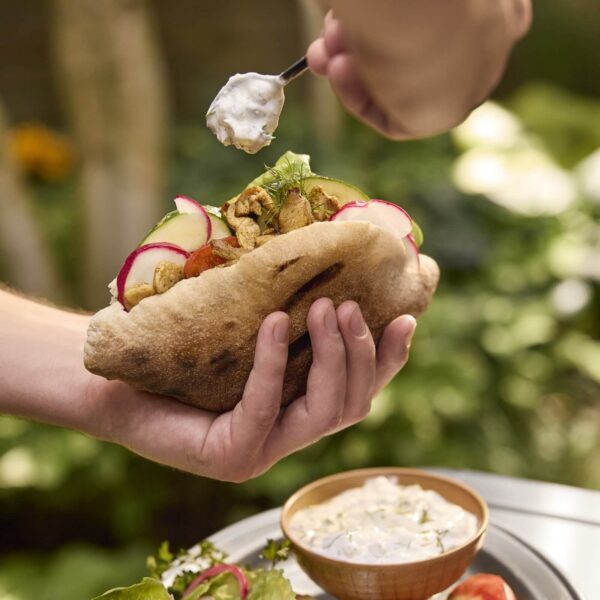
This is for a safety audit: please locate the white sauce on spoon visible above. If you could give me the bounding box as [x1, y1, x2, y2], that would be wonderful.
[289, 476, 478, 564]
[206, 73, 285, 154]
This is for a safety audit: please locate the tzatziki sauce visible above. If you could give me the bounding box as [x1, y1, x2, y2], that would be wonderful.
[289, 476, 478, 564]
[206, 73, 285, 154]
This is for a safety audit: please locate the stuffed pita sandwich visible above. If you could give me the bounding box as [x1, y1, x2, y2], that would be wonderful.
[84, 152, 439, 412]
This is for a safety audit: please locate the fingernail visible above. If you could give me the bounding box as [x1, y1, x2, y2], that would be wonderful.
[350, 305, 368, 337]
[324, 302, 339, 334]
[273, 317, 289, 344]
[403, 316, 417, 348]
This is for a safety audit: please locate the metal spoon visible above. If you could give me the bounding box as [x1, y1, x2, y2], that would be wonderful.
[279, 56, 309, 84]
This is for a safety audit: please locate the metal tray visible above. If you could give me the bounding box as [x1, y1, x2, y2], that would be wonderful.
[210, 507, 583, 600]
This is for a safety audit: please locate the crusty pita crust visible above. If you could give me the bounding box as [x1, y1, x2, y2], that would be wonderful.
[84, 221, 439, 412]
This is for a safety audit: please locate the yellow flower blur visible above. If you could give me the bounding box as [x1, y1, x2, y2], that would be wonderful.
[9, 122, 74, 182]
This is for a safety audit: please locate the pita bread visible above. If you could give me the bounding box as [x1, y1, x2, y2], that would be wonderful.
[84, 221, 439, 412]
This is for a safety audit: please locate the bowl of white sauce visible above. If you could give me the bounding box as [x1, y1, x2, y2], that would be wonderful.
[281, 468, 488, 600]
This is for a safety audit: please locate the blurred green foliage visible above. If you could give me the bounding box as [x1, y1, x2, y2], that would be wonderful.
[1, 82, 599, 598]
[0, 545, 149, 600]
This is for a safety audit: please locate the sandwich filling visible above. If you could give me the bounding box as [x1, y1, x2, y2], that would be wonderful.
[111, 152, 423, 311]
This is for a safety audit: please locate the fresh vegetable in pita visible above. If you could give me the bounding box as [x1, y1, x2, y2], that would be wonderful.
[84, 152, 439, 412]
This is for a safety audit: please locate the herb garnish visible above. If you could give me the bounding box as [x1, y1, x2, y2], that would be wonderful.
[147, 540, 225, 598]
[435, 528, 449, 553]
[259, 538, 292, 567]
[418, 508, 432, 524]
[260, 158, 309, 227]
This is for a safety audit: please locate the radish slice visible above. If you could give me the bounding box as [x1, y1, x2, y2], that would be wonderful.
[173, 196, 212, 246]
[117, 242, 189, 309]
[330, 199, 412, 238]
[174, 195, 204, 215]
[403, 234, 420, 271]
[182, 564, 249, 600]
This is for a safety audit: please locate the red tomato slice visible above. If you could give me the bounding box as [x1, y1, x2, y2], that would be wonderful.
[183, 236, 239, 278]
[448, 574, 517, 600]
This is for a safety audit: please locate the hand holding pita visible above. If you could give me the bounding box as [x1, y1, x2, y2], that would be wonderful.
[1, 290, 415, 482]
[89, 299, 416, 481]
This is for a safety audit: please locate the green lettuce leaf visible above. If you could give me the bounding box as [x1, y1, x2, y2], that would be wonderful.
[182, 572, 240, 600]
[181, 568, 295, 600]
[247, 569, 295, 600]
[259, 539, 291, 567]
[92, 577, 171, 600]
[273, 151, 312, 173]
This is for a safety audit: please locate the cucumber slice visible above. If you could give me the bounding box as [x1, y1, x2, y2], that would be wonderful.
[203, 205, 221, 217]
[210, 215, 231, 239]
[303, 176, 369, 206]
[411, 221, 424, 247]
[204, 205, 232, 239]
[141, 211, 210, 252]
[144, 210, 179, 238]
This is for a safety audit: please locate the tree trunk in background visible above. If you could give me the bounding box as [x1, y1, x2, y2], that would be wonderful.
[296, 0, 342, 146]
[51, 0, 169, 309]
[0, 100, 64, 301]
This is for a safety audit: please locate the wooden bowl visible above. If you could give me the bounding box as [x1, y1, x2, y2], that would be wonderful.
[281, 468, 488, 600]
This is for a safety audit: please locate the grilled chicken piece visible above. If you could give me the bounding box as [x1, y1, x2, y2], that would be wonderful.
[308, 185, 340, 221]
[234, 185, 274, 217]
[236, 220, 261, 249]
[225, 202, 261, 249]
[153, 261, 184, 293]
[224, 186, 276, 248]
[123, 283, 155, 310]
[211, 238, 250, 261]
[278, 188, 314, 234]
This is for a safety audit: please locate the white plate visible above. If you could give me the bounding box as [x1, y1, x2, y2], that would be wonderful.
[210, 508, 583, 599]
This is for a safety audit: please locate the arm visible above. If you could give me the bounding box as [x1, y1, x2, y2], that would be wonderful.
[0, 289, 94, 432]
[0, 289, 415, 482]
[308, 0, 532, 139]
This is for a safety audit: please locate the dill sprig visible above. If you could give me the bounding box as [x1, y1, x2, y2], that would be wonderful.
[261, 158, 309, 227]
[435, 528, 449, 554]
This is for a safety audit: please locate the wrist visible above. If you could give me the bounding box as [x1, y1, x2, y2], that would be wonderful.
[0, 291, 97, 434]
[83, 376, 135, 445]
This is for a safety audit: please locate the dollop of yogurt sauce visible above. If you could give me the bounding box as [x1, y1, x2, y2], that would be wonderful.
[289, 476, 478, 564]
[206, 73, 285, 154]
